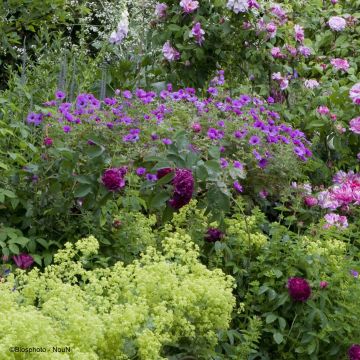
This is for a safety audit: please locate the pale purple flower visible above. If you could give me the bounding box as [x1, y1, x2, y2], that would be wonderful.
[155, 3, 168, 18]
[349, 117, 360, 134]
[350, 83, 360, 105]
[328, 16, 346, 31]
[163, 41, 180, 61]
[280, 79, 289, 90]
[294, 24, 304, 43]
[266, 22, 277, 38]
[286, 45, 297, 57]
[179, 0, 199, 13]
[298, 46, 312, 57]
[271, 47, 284, 58]
[304, 79, 320, 89]
[317, 190, 340, 210]
[331, 58, 349, 72]
[227, 0, 249, 14]
[271, 4, 287, 23]
[350, 270, 359, 278]
[190, 22, 205, 45]
[324, 213, 348, 229]
[109, 12, 129, 45]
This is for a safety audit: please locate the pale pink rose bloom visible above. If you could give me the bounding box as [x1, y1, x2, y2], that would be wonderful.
[349, 117, 360, 134]
[331, 58, 349, 71]
[350, 83, 360, 105]
[162, 41, 180, 61]
[294, 24, 304, 43]
[328, 16, 346, 31]
[304, 79, 320, 89]
[180, 0, 199, 13]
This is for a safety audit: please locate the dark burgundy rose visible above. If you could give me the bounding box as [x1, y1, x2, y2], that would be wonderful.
[43, 137, 53, 147]
[12, 253, 34, 269]
[287, 277, 311, 302]
[102, 167, 127, 191]
[205, 228, 224, 243]
[156, 167, 173, 179]
[349, 345, 360, 360]
[168, 169, 194, 209]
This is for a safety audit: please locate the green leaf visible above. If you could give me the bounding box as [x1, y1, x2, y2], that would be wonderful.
[43, 253, 53, 266]
[209, 146, 220, 159]
[32, 254, 42, 266]
[36, 238, 49, 249]
[266, 314, 277, 324]
[278, 317, 286, 331]
[76, 175, 93, 185]
[168, 24, 182, 32]
[196, 165, 208, 181]
[273, 332, 284, 344]
[150, 191, 170, 208]
[8, 243, 20, 254]
[156, 172, 174, 186]
[74, 184, 92, 198]
[9, 237, 29, 246]
[87, 144, 105, 159]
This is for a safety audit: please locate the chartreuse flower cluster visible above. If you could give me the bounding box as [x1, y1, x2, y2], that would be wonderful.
[1, 234, 235, 360]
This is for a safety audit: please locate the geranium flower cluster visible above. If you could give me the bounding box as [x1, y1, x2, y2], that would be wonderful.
[27, 72, 312, 206]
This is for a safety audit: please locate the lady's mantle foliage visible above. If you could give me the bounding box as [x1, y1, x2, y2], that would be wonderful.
[1, 234, 235, 359]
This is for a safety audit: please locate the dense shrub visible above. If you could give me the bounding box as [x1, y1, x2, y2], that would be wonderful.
[166, 200, 360, 359]
[0, 80, 315, 262]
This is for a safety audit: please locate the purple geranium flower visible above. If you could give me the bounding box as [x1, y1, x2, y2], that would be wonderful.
[249, 135, 261, 145]
[136, 167, 146, 176]
[55, 90, 66, 100]
[233, 181, 243, 193]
